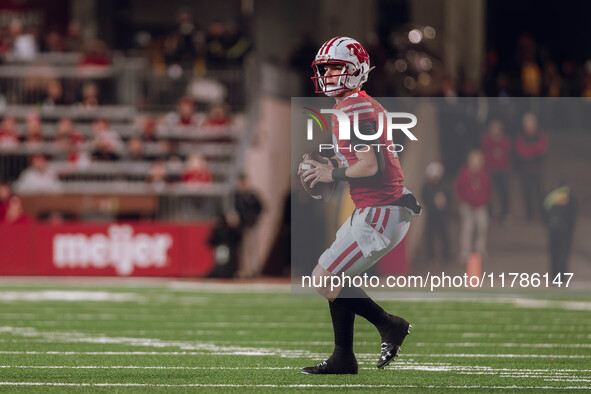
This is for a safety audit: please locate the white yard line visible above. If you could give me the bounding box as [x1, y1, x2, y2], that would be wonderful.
[1, 365, 589, 374]
[0, 291, 145, 302]
[404, 353, 591, 359]
[0, 365, 297, 370]
[3, 320, 591, 332]
[0, 382, 590, 389]
[413, 342, 591, 348]
[0, 327, 323, 359]
[511, 299, 591, 311]
[0, 350, 589, 360]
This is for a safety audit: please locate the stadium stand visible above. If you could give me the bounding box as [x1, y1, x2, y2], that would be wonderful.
[0, 49, 249, 222]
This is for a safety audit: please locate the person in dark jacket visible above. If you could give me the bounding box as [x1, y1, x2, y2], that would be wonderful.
[422, 161, 451, 263]
[234, 174, 263, 277]
[542, 179, 577, 277]
[207, 213, 242, 278]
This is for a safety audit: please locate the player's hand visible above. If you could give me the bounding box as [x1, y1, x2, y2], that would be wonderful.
[302, 160, 335, 188]
[298, 154, 329, 175]
[298, 154, 328, 176]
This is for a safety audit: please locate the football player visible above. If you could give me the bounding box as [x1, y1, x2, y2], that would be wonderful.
[300, 36, 421, 374]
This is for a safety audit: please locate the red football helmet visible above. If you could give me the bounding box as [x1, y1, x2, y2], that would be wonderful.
[311, 36, 371, 96]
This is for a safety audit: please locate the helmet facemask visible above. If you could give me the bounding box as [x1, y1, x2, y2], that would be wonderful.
[312, 61, 361, 96]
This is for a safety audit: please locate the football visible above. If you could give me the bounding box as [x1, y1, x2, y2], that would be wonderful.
[299, 152, 336, 201]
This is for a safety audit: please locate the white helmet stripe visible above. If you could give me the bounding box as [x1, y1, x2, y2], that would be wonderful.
[321, 36, 342, 55]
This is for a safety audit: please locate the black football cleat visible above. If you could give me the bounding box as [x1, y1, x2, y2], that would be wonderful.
[301, 354, 358, 375]
[376, 314, 411, 369]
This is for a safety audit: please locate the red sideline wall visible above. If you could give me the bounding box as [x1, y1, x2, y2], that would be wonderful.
[0, 223, 214, 277]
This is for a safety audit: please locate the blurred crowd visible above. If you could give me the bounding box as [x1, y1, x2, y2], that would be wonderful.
[0, 9, 251, 69]
[289, 30, 591, 98]
[0, 9, 251, 110]
[156, 11, 251, 71]
[0, 94, 237, 222]
[420, 111, 576, 276]
[0, 19, 99, 60]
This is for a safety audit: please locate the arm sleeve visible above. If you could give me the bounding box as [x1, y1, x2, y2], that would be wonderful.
[349, 121, 385, 176]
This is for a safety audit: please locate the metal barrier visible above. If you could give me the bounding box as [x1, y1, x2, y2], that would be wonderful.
[0, 58, 246, 111]
[0, 105, 137, 122]
[0, 65, 118, 105]
[141, 68, 245, 111]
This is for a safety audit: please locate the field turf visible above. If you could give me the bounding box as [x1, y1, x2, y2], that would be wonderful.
[0, 279, 589, 392]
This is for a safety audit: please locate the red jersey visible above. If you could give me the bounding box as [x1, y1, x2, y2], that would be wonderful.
[182, 169, 212, 184]
[481, 134, 511, 172]
[331, 91, 405, 209]
[454, 165, 491, 208]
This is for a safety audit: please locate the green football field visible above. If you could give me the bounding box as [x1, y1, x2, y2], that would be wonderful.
[0, 279, 589, 392]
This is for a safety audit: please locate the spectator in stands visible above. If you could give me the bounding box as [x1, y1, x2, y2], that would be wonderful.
[56, 117, 83, 145]
[64, 21, 84, 52]
[147, 161, 168, 192]
[41, 29, 64, 53]
[0, 182, 12, 220]
[141, 117, 158, 142]
[543, 63, 563, 97]
[205, 21, 230, 67]
[542, 178, 577, 277]
[422, 161, 451, 263]
[92, 140, 120, 161]
[167, 154, 183, 169]
[124, 137, 145, 161]
[481, 120, 511, 222]
[24, 113, 44, 148]
[516, 112, 547, 221]
[1, 196, 33, 224]
[0, 117, 19, 149]
[7, 18, 37, 61]
[47, 211, 65, 225]
[182, 153, 212, 184]
[43, 80, 67, 107]
[517, 33, 542, 96]
[53, 117, 83, 161]
[521, 61, 542, 96]
[455, 150, 491, 264]
[203, 103, 231, 129]
[0, 27, 8, 56]
[161, 140, 180, 161]
[78, 82, 100, 108]
[90, 118, 122, 161]
[495, 74, 511, 97]
[79, 39, 111, 66]
[163, 10, 199, 69]
[224, 21, 251, 64]
[163, 96, 202, 128]
[13, 154, 62, 194]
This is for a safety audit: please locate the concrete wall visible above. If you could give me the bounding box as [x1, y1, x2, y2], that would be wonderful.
[411, 0, 485, 84]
